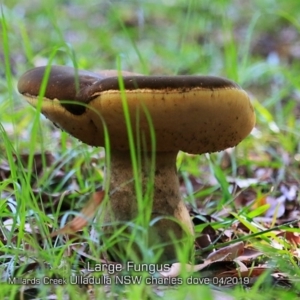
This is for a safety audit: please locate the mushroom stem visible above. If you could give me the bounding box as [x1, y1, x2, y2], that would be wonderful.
[102, 149, 194, 261]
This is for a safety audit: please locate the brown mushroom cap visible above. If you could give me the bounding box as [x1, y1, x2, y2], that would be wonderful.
[18, 65, 255, 153]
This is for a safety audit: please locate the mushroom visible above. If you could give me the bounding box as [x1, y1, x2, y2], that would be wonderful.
[18, 65, 255, 262]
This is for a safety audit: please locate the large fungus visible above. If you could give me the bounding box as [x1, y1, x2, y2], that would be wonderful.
[18, 65, 255, 262]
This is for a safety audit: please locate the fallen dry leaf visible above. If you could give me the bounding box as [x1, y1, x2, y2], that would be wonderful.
[206, 242, 244, 261]
[276, 231, 300, 246]
[50, 190, 105, 237]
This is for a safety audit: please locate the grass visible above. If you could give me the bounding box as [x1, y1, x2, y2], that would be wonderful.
[1, 0, 300, 299]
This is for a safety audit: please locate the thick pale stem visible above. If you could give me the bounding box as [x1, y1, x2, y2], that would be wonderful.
[102, 149, 194, 262]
